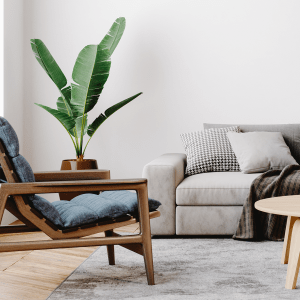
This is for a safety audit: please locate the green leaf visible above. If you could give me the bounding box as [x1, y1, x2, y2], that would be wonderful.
[87, 114, 107, 137]
[30, 39, 67, 90]
[57, 86, 74, 116]
[105, 92, 142, 117]
[99, 17, 126, 56]
[71, 46, 111, 116]
[87, 92, 142, 137]
[35, 103, 75, 133]
[75, 115, 88, 137]
[61, 85, 71, 102]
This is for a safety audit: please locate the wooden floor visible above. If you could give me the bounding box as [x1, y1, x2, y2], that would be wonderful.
[0, 222, 139, 300]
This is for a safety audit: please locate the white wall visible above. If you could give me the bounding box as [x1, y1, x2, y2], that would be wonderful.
[3, 0, 24, 224]
[3, 0, 300, 222]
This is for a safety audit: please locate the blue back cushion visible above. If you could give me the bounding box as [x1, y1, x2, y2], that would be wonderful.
[12, 155, 35, 182]
[0, 118, 19, 158]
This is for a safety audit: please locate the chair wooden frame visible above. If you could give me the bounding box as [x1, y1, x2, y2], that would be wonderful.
[0, 142, 160, 285]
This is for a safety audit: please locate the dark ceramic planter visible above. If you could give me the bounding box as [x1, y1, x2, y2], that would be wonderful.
[59, 159, 98, 200]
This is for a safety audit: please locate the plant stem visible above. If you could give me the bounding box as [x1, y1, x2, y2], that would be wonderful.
[82, 137, 91, 156]
[79, 114, 86, 155]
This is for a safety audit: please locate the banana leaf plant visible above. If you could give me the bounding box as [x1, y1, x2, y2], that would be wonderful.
[30, 17, 142, 161]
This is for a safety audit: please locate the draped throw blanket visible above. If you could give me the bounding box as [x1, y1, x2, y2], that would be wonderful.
[233, 165, 300, 241]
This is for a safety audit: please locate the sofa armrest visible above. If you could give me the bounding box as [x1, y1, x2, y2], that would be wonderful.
[142, 153, 186, 235]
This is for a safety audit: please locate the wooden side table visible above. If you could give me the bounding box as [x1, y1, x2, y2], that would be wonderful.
[255, 195, 300, 289]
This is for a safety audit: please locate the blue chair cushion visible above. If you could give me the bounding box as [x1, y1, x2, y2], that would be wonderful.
[98, 191, 161, 213]
[0, 118, 19, 158]
[12, 155, 35, 182]
[30, 195, 64, 228]
[52, 200, 99, 228]
[28, 191, 161, 229]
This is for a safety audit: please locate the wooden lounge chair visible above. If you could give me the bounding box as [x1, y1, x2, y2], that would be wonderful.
[0, 117, 160, 285]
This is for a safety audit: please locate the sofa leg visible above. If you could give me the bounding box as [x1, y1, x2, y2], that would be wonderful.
[285, 219, 300, 289]
[105, 230, 115, 265]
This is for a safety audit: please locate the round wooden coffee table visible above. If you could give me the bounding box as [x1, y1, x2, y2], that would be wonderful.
[255, 195, 300, 289]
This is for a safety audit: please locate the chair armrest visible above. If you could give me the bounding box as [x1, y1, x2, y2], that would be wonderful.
[1, 178, 147, 195]
[142, 153, 186, 235]
[34, 169, 110, 182]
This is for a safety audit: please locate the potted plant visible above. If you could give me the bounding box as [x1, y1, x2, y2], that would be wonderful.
[30, 17, 142, 169]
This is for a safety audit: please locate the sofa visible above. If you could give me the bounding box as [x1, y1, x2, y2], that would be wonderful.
[142, 123, 300, 235]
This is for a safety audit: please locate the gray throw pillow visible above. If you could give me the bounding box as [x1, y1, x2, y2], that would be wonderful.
[227, 131, 298, 174]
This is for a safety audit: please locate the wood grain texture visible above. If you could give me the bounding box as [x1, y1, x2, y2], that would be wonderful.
[0, 223, 139, 300]
[285, 219, 300, 289]
[255, 196, 300, 217]
[281, 216, 298, 264]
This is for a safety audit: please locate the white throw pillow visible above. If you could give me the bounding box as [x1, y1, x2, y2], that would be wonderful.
[227, 131, 298, 174]
[180, 126, 240, 176]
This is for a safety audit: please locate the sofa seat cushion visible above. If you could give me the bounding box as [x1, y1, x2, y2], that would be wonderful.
[176, 172, 261, 206]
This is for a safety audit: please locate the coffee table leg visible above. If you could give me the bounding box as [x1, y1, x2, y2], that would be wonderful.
[282, 216, 298, 264]
[286, 219, 300, 289]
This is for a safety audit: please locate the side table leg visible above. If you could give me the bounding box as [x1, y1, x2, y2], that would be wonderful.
[285, 219, 300, 289]
[281, 216, 298, 264]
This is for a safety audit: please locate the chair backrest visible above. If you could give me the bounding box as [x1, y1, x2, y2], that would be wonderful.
[0, 117, 35, 184]
[0, 117, 65, 231]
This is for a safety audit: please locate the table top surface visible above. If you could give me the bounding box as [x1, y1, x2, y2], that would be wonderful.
[255, 195, 300, 217]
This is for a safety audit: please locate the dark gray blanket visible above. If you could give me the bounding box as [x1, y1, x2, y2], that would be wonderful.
[233, 164, 300, 241]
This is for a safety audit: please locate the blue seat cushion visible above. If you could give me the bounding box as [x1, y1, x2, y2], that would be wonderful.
[29, 191, 161, 229]
[30, 195, 64, 228]
[98, 191, 161, 213]
[52, 200, 99, 228]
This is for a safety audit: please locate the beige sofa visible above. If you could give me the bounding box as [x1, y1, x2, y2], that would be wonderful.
[143, 124, 300, 235]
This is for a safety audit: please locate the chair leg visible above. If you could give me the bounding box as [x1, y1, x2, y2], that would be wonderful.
[286, 219, 300, 289]
[142, 234, 155, 285]
[282, 216, 298, 264]
[137, 187, 155, 285]
[105, 230, 115, 265]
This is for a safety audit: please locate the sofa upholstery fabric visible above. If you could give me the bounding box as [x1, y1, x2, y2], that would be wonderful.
[176, 172, 261, 206]
[142, 153, 186, 235]
[176, 206, 243, 235]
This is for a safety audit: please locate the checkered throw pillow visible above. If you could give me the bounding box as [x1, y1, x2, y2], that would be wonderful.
[180, 126, 240, 176]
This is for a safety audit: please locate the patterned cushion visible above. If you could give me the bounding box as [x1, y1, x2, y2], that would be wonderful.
[180, 126, 240, 176]
[0, 118, 19, 157]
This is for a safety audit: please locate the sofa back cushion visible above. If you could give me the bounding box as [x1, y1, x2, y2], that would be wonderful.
[203, 124, 300, 164]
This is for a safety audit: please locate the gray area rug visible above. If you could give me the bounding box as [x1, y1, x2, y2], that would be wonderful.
[47, 238, 298, 299]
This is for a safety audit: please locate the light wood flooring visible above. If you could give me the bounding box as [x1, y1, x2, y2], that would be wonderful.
[0, 221, 139, 300]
